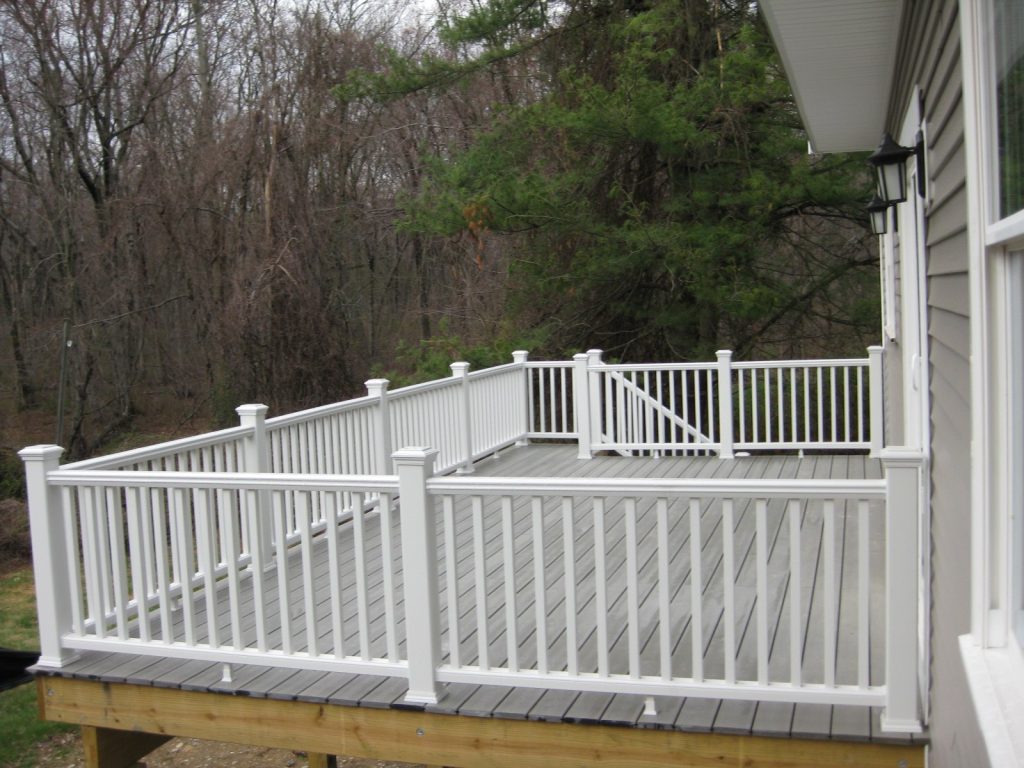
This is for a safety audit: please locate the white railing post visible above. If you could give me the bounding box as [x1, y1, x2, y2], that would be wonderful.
[394, 447, 441, 704]
[451, 362, 474, 473]
[365, 379, 392, 474]
[19, 445, 78, 668]
[881, 449, 924, 733]
[512, 350, 530, 446]
[587, 349, 603, 452]
[237, 404, 272, 559]
[716, 350, 735, 459]
[868, 346, 884, 456]
[573, 353, 592, 459]
[237, 403, 270, 472]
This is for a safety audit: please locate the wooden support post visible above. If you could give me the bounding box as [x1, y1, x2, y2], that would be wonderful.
[237, 404, 272, 560]
[572, 354, 592, 459]
[716, 350, 735, 459]
[868, 346, 884, 456]
[19, 445, 77, 668]
[365, 379, 392, 474]
[81, 725, 170, 768]
[512, 350, 530, 446]
[451, 362, 474, 473]
[881, 449, 924, 733]
[395, 448, 441, 704]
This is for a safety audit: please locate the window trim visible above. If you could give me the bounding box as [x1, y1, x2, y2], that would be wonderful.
[959, 0, 1024, 761]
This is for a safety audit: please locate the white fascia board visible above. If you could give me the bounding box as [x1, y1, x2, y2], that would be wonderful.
[761, 0, 905, 153]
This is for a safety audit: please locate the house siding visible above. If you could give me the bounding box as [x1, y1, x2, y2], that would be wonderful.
[890, 0, 989, 764]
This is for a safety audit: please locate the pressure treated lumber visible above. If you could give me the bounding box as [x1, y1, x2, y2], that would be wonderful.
[40, 677, 924, 768]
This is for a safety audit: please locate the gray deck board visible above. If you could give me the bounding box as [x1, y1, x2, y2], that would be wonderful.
[38, 446, 918, 745]
[490, 685, 545, 719]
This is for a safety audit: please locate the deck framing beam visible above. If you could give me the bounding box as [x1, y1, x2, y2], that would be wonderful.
[38, 677, 924, 768]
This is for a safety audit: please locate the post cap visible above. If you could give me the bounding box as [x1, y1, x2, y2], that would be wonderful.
[391, 447, 440, 469]
[716, 349, 733, 358]
[236, 403, 269, 418]
[512, 350, 529, 363]
[450, 362, 470, 376]
[18, 445, 64, 463]
[365, 378, 390, 395]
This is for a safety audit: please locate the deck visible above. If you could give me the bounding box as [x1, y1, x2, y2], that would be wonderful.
[35, 446, 918, 747]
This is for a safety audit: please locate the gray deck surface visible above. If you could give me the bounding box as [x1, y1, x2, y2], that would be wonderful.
[36, 445, 923, 745]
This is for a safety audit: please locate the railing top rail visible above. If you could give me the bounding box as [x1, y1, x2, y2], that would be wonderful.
[47, 469, 399, 493]
[389, 375, 462, 399]
[265, 393, 377, 430]
[525, 360, 574, 369]
[597, 357, 869, 373]
[467, 361, 523, 380]
[59, 425, 253, 471]
[427, 475, 886, 499]
[598, 362, 718, 372]
[732, 357, 869, 370]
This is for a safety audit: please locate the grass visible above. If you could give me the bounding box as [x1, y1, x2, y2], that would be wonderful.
[0, 565, 75, 768]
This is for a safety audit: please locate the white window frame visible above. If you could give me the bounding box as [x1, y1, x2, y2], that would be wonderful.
[960, 0, 1024, 763]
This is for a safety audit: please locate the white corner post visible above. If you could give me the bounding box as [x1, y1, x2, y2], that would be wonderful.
[716, 350, 735, 459]
[587, 349, 604, 454]
[572, 353, 592, 459]
[868, 346, 884, 456]
[20, 445, 78, 668]
[881, 449, 924, 733]
[237, 403, 270, 472]
[394, 448, 441, 704]
[237, 404, 272, 560]
[365, 379, 392, 474]
[451, 362, 474, 473]
[512, 350, 530, 446]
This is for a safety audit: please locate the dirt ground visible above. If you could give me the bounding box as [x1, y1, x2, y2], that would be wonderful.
[33, 731, 424, 768]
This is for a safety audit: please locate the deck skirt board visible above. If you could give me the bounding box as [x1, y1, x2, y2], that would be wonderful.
[37, 446, 918, 747]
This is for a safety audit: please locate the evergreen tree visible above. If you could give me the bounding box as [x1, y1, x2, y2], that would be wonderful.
[344, 0, 878, 360]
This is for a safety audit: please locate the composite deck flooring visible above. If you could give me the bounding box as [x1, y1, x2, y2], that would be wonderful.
[39, 445, 921, 745]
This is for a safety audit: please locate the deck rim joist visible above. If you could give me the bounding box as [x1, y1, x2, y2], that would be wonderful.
[34, 674, 926, 768]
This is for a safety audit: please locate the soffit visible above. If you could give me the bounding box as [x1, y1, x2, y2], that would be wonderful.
[760, 0, 905, 153]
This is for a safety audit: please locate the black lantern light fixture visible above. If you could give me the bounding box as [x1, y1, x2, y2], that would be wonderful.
[867, 130, 926, 204]
[867, 195, 890, 235]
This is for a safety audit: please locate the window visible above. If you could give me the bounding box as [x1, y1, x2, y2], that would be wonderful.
[960, 1, 1024, 761]
[988, 0, 1024, 649]
[1011, 255, 1024, 644]
[994, 0, 1024, 218]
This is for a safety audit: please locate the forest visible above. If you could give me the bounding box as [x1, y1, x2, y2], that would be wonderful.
[0, 0, 879, 461]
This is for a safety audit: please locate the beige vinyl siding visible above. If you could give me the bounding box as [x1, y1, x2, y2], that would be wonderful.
[890, 0, 989, 763]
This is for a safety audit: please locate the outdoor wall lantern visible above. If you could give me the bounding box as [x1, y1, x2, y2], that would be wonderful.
[867, 130, 926, 204]
[867, 195, 890, 235]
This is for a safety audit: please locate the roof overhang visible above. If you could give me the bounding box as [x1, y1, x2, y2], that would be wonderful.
[760, 0, 905, 154]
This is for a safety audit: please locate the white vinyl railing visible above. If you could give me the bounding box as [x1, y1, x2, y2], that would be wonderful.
[22, 346, 922, 729]
[425, 474, 887, 704]
[526, 361, 576, 438]
[31, 462, 406, 678]
[60, 425, 251, 473]
[733, 359, 871, 451]
[572, 348, 884, 459]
